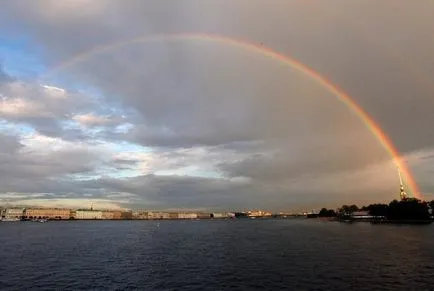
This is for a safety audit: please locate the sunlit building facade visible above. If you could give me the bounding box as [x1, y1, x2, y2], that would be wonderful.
[147, 212, 171, 219]
[25, 208, 71, 220]
[75, 210, 103, 220]
[4, 208, 24, 219]
[132, 211, 148, 219]
[247, 210, 272, 217]
[177, 213, 198, 219]
[102, 211, 122, 220]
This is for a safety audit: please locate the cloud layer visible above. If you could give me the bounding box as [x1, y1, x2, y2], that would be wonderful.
[1, 1, 434, 210]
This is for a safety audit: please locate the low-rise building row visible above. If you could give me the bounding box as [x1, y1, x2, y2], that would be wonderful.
[1, 208, 239, 220]
[131, 211, 236, 219]
[1, 208, 133, 220]
[132, 211, 201, 220]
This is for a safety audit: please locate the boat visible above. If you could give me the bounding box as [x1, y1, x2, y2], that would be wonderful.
[30, 218, 48, 223]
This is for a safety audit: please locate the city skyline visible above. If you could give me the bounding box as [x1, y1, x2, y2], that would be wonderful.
[1, 1, 434, 211]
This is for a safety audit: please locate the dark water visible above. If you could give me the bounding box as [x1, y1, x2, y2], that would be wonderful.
[1, 219, 434, 290]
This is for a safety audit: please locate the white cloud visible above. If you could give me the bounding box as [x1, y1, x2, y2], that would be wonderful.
[42, 84, 66, 98]
[72, 113, 110, 126]
[1, 1, 434, 210]
[0, 97, 52, 118]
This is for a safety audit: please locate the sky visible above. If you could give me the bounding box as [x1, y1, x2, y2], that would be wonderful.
[0, 0, 434, 212]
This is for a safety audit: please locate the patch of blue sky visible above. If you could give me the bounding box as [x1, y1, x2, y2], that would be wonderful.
[103, 140, 153, 154]
[42, 79, 129, 117]
[0, 120, 35, 136]
[62, 173, 101, 181]
[0, 36, 46, 80]
[40, 73, 135, 127]
[59, 119, 81, 131]
[114, 123, 134, 133]
[0, 36, 94, 88]
[85, 126, 106, 137]
[41, 77, 105, 101]
[72, 164, 143, 180]
[61, 120, 107, 138]
[38, 68, 102, 99]
[105, 169, 143, 179]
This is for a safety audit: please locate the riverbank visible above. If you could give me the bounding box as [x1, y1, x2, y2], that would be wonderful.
[334, 218, 433, 224]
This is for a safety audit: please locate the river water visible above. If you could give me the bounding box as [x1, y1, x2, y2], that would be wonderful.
[1, 219, 433, 290]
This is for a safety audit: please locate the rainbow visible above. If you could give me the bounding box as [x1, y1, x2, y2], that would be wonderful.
[43, 33, 422, 199]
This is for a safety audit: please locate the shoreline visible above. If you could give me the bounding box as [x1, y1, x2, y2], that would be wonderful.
[1, 216, 303, 222]
[335, 218, 433, 225]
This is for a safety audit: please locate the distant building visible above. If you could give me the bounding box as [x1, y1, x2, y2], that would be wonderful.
[4, 208, 24, 219]
[227, 212, 236, 218]
[211, 212, 226, 218]
[197, 212, 211, 219]
[133, 211, 177, 219]
[75, 210, 103, 220]
[169, 212, 178, 219]
[177, 213, 197, 219]
[247, 210, 272, 217]
[132, 211, 147, 219]
[25, 208, 71, 220]
[102, 211, 122, 220]
[211, 212, 236, 219]
[120, 211, 132, 220]
[147, 212, 170, 219]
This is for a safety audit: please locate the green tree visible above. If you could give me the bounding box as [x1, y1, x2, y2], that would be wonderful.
[319, 208, 336, 217]
[364, 204, 388, 217]
[327, 209, 336, 217]
[349, 205, 359, 213]
[338, 205, 358, 216]
[318, 208, 329, 217]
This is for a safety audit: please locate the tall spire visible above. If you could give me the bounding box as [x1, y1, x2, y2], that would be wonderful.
[397, 167, 408, 200]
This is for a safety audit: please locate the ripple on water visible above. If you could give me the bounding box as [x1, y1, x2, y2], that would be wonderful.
[1, 220, 434, 290]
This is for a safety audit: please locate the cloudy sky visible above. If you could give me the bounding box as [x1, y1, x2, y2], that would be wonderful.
[0, 0, 433, 211]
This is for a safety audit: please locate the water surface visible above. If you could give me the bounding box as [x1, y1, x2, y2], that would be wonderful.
[1, 219, 433, 290]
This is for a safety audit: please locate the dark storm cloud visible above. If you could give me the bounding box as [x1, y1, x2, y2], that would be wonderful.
[71, 50, 365, 149]
[79, 171, 401, 211]
[219, 142, 389, 183]
[0, 133, 115, 197]
[0, 144, 100, 182]
[0, 131, 426, 210]
[0, 1, 433, 209]
[2, 0, 433, 151]
[82, 174, 271, 210]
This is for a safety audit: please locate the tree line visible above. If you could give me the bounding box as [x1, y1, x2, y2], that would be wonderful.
[318, 199, 434, 220]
